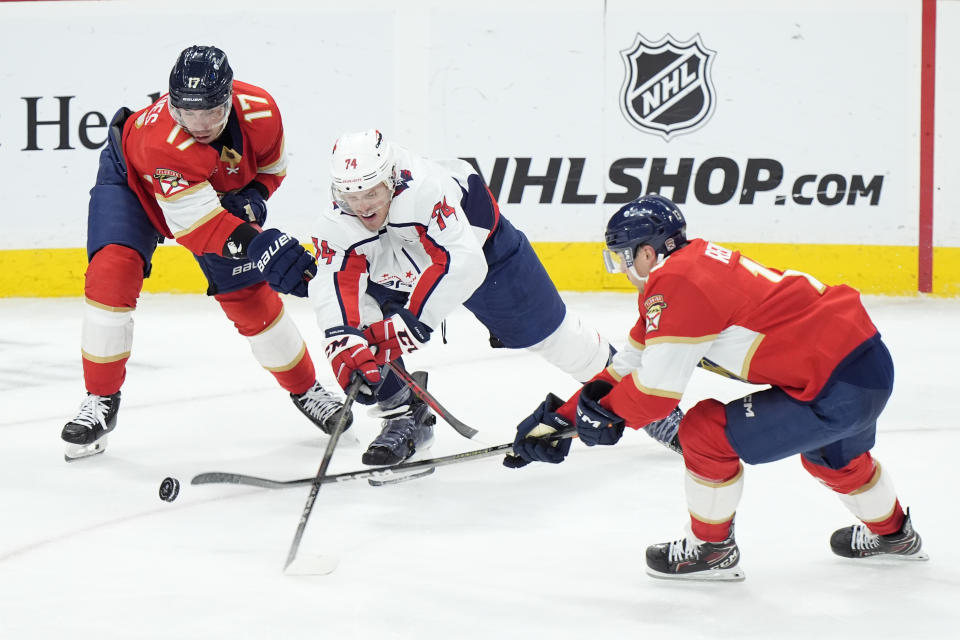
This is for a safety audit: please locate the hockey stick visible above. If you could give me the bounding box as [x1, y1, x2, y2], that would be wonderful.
[191, 429, 576, 490]
[386, 361, 479, 439]
[282, 376, 361, 575]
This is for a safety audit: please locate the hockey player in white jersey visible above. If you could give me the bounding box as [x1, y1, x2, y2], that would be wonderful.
[311, 130, 612, 465]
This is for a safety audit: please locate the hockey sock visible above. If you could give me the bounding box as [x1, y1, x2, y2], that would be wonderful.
[687, 466, 742, 542]
[216, 283, 316, 394]
[680, 400, 743, 542]
[802, 453, 905, 535]
[82, 245, 144, 395]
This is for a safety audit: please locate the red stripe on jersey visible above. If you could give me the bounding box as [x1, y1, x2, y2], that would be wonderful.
[484, 184, 501, 241]
[407, 226, 450, 318]
[335, 250, 368, 327]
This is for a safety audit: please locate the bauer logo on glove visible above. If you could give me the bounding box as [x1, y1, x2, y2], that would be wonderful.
[247, 229, 317, 297]
[252, 232, 293, 272]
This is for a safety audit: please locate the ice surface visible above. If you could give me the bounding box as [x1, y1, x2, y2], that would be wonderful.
[1, 293, 957, 639]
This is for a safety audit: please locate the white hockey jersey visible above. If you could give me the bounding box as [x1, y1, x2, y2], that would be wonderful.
[309, 145, 499, 333]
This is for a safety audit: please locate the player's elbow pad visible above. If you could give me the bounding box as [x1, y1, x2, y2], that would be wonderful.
[221, 222, 260, 259]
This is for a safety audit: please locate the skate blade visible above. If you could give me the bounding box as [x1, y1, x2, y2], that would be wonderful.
[368, 467, 436, 487]
[63, 437, 108, 462]
[846, 550, 930, 562]
[284, 553, 340, 576]
[645, 566, 746, 582]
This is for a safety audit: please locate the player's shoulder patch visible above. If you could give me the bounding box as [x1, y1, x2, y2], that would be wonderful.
[153, 168, 190, 197]
[394, 168, 414, 196]
[643, 294, 668, 332]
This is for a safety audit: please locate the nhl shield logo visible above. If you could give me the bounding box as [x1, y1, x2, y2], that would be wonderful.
[620, 33, 717, 140]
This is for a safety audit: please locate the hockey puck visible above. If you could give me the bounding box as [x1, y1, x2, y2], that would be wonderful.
[159, 477, 180, 502]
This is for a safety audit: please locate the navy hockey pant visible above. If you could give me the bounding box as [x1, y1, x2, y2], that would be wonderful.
[463, 215, 566, 349]
[724, 334, 894, 469]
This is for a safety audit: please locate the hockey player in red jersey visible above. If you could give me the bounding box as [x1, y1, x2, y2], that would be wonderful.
[60, 45, 349, 461]
[510, 194, 927, 580]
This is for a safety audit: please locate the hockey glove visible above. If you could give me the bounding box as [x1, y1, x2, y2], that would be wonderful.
[323, 326, 381, 405]
[504, 393, 574, 467]
[248, 229, 317, 297]
[363, 308, 432, 364]
[220, 185, 268, 226]
[576, 380, 625, 447]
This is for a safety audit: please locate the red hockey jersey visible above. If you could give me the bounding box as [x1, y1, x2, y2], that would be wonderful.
[601, 238, 878, 429]
[121, 80, 287, 255]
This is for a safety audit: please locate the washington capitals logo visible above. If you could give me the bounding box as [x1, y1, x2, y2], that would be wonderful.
[619, 33, 717, 140]
[393, 169, 413, 196]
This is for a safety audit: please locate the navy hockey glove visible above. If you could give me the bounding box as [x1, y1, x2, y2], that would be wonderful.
[504, 393, 574, 467]
[248, 229, 317, 297]
[323, 326, 381, 405]
[576, 380, 625, 447]
[220, 185, 268, 226]
[363, 308, 432, 364]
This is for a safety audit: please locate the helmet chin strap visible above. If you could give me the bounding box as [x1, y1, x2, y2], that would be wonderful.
[626, 264, 648, 290]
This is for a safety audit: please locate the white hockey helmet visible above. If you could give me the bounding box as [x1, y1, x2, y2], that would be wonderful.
[330, 129, 396, 208]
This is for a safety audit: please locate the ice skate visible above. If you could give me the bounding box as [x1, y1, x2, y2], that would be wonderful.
[291, 381, 352, 435]
[61, 391, 121, 462]
[830, 508, 928, 561]
[643, 407, 683, 454]
[362, 398, 435, 466]
[362, 371, 437, 472]
[645, 527, 745, 582]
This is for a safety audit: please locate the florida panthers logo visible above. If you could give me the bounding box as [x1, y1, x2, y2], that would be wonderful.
[643, 294, 668, 332]
[154, 168, 189, 197]
[619, 33, 717, 140]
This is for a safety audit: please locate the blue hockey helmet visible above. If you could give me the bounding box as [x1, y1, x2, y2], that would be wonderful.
[168, 45, 233, 110]
[603, 194, 688, 274]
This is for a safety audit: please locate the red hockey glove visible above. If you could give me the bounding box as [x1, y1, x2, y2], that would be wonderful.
[323, 326, 381, 405]
[363, 308, 433, 364]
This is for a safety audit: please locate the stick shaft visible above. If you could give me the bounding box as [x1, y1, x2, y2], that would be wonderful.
[282, 378, 361, 571]
[193, 430, 576, 491]
[386, 361, 479, 439]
